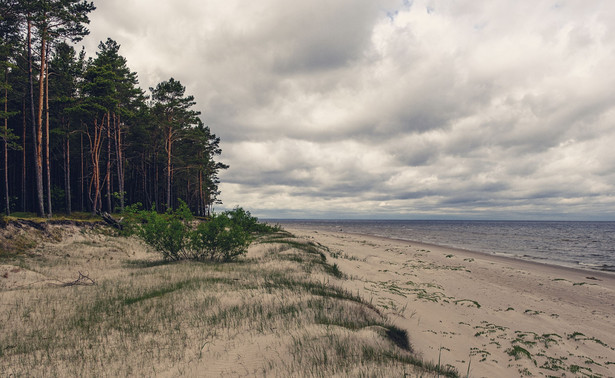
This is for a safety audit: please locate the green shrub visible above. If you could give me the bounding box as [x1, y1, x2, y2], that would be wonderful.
[225, 206, 279, 234]
[132, 204, 264, 262]
[137, 206, 190, 261]
[191, 213, 251, 261]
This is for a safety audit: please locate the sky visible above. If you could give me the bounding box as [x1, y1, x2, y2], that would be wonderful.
[81, 0, 615, 220]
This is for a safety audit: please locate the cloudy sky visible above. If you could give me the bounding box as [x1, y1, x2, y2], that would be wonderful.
[82, 0, 615, 220]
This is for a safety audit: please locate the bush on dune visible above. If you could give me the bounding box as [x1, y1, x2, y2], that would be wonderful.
[190, 212, 251, 261]
[126, 202, 276, 262]
[137, 205, 191, 261]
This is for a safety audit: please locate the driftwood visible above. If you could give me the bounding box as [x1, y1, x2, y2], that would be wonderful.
[100, 211, 124, 230]
[56, 272, 96, 287]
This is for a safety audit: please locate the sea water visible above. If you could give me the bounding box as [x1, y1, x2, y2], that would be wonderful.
[272, 220, 615, 273]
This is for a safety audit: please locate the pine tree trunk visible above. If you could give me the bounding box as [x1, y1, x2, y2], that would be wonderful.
[64, 134, 71, 215]
[80, 132, 84, 212]
[142, 156, 149, 209]
[28, 17, 44, 217]
[3, 71, 9, 215]
[166, 136, 172, 210]
[44, 55, 52, 217]
[154, 152, 159, 212]
[106, 112, 111, 213]
[35, 27, 47, 217]
[21, 98, 26, 212]
[200, 170, 205, 217]
[89, 117, 104, 215]
[114, 113, 124, 212]
[186, 178, 190, 210]
[3, 133, 8, 216]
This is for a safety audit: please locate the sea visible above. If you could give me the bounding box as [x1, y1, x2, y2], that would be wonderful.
[270, 220, 615, 274]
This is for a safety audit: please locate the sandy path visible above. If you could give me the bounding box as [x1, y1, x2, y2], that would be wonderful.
[287, 228, 615, 378]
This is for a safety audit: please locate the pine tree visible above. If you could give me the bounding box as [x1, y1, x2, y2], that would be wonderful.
[48, 42, 81, 214]
[150, 78, 201, 211]
[29, 0, 95, 216]
[92, 39, 143, 212]
[177, 122, 227, 216]
[76, 61, 116, 214]
[0, 0, 23, 215]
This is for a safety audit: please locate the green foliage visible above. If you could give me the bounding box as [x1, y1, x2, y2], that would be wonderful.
[137, 206, 189, 261]
[331, 263, 343, 278]
[191, 213, 250, 261]
[225, 206, 280, 234]
[172, 200, 193, 222]
[131, 205, 268, 262]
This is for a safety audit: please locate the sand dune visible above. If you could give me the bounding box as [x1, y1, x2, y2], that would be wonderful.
[1, 224, 451, 377]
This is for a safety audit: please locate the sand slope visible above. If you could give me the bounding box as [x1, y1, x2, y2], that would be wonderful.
[1, 225, 449, 377]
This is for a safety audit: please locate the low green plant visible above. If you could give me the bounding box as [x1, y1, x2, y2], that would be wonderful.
[225, 206, 280, 234]
[137, 203, 191, 261]
[326, 263, 343, 278]
[129, 203, 270, 262]
[191, 212, 251, 261]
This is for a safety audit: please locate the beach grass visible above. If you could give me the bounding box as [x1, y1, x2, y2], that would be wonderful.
[0, 224, 458, 377]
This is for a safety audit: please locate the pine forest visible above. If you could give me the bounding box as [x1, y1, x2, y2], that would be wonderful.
[0, 0, 228, 217]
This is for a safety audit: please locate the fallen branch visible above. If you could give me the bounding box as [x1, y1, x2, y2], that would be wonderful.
[100, 211, 124, 230]
[60, 272, 96, 287]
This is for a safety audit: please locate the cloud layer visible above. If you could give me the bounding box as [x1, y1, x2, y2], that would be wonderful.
[83, 0, 615, 219]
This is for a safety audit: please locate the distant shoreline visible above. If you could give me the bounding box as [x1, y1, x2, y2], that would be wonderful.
[336, 229, 615, 280]
[275, 219, 615, 275]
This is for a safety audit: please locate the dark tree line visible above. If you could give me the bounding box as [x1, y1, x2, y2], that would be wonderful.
[1, 0, 227, 217]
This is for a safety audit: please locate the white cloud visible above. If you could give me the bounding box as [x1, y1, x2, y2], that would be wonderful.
[83, 0, 615, 219]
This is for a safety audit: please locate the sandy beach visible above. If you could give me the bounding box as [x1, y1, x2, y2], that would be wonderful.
[2, 221, 614, 377]
[287, 227, 615, 377]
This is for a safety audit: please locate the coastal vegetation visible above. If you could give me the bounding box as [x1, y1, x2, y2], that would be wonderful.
[1, 0, 226, 218]
[126, 203, 278, 262]
[0, 217, 459, 377]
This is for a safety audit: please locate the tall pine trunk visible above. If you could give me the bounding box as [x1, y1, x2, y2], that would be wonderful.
[21, 98, 26, 212]
[154, 152, 159, 212]
[106, 112, 111, 213]
[80, 132, 84, 212]
[198, 170, 203, 217]
[64, 134, 71, 215]
[45, 54, 51, 216]
[35, 27, 47, 217]
[166, 136, 172, 210]
[114, 113, 125, 212]
[28, 17, 44, 217]
[3, 70, 9, 215]
[88, 117, 104, 215]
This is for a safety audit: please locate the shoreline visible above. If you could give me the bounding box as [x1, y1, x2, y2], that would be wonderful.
[341, 230, 615, 281]
[285, 226, 615, 377]
[275, 219, 615, 278]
